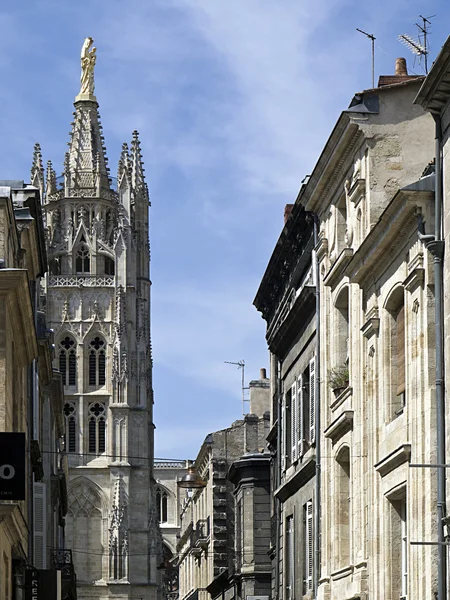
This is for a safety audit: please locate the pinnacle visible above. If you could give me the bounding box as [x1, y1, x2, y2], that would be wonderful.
[130, 130, 146, 191]
[46, 160, 58, 197]
[31, 142, 44, 181]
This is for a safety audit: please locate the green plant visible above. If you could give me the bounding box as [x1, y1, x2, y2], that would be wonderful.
[328, 364, 349, 390]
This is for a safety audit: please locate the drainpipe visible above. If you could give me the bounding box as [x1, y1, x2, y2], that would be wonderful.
[431, 113, 447, 600]
[418, 114, 447, 600]
[313, 216, 321, 598]
[274, 359, 282, 600]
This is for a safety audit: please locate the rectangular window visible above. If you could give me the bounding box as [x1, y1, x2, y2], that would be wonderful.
[282, 390, 292, 471]
[401, 501, 407, 598]
[285, 515, 294, 600]
[291, 381, 298, 462]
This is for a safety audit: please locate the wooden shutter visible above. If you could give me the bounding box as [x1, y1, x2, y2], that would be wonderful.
[298, 375, 304, 457]
[396, 305, 405, 396]
[305, 501, 313, 592]
[291, 383, 298, 462]
[309, 357, 316, 444]
[34, 482, 47, 569]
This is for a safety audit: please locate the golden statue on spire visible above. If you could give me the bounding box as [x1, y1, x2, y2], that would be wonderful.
[79, 37, 96, 97]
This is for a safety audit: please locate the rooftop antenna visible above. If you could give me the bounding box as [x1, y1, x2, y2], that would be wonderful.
[224, 360, 248, 416]
[356, 28, 376, 88]
[398, 15, 434, 73]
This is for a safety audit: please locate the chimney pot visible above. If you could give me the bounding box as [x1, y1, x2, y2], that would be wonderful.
[260, 368, 267, 379]
[395, 57, 408, 76]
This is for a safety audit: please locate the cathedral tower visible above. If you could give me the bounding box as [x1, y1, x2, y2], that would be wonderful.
[40, 39, 161, 599]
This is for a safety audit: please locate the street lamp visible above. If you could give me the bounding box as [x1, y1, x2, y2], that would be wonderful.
[176, 465, 206, 489]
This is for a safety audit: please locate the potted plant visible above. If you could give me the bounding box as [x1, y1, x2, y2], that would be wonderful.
[328, 364, 349, 396]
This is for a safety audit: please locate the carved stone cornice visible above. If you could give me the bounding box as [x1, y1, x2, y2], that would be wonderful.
[375, 444, 411, 477]
[361, 306, 380, 339]
[323, 248, 354, 289]
[324, 410, 354, 443]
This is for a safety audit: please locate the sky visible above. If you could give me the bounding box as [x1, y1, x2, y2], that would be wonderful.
[1, 0, 449, 459]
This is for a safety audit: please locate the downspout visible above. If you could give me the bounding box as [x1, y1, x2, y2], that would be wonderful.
[431, 113, 447, 600]
[418, 113, 447, 600]
[313, 216, 321, 598]
[274, 358, 282, 599]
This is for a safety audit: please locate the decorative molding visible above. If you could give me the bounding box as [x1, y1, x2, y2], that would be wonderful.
[324, 410, 354, 443]
[323, 248, 354, 289]
[375, 444, 411, 477]
[361, 306, 380, 338]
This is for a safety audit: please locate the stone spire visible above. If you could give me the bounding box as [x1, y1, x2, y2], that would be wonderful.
[130, 130, 146, 194]
[30, 143, 45, 197]
[45, 160, 57, 199]
[117, 143, 131, 186]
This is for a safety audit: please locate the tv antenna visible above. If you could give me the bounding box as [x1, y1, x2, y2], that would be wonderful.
[398, 14, 434, 73]
[224, 359, 248, 415]
[356, 29, 376, 88]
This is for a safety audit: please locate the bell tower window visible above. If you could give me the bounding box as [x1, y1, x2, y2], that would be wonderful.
[89, 336, 106, 386]
[88, 402, 106, 454]
[59, 336, 77, 386]
[76, 244, 90, 273]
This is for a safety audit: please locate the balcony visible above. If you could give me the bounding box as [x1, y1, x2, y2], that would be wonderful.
[50, 549, 77, 600]
[48, 275, 115, 287]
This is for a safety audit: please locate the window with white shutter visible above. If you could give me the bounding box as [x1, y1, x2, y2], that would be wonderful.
[304, 500, 313, 593]
[34, 482, 47, 569]
[401, 501, 407, 598]
[309, 357, 316, 444]
[297, 375, 304, 457]
[285, 515, 294, 600]
[281, 404, 286, 472]
[291, 382, 298, 462]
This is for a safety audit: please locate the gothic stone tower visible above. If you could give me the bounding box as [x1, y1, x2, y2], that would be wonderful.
[37, 39, 161, 599]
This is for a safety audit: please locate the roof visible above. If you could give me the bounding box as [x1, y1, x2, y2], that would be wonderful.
[414, 35, 450, 113]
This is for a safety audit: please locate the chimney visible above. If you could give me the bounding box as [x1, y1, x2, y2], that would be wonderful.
[395, 57, 408, 76]
[260, 367, 267, 379]
[284, 204, 294, 224]
[248, 368, 270, 417]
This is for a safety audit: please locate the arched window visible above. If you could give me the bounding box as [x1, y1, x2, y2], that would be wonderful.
[75, 244, 90, 273]
[59, 336, 77, 386]
[88, 402, 106, 454]
[89, 337, 106, 386]
[156, 486, 169, 523]
[64, 402, 77, 453]
[105, 257, 115, 275]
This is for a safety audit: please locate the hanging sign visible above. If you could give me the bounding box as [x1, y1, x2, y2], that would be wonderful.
[0, 432, 26, 500]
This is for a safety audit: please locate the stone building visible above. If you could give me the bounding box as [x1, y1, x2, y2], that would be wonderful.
[0, 180, 72, 598]
[254, 203, 318, 600]
[40, 39, 161, 599]
[177, 372, 271, 600]
[415, 33, 450, 599]
[300, 59, 438, 599]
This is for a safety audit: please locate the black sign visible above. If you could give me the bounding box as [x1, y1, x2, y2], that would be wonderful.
[0, 432, 26, 500]
[24, 569, 61, 600]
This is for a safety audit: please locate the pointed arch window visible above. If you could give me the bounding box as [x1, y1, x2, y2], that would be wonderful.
[89, 336, 106, 386]
[59, 336, 77, 386]
[88, 402, 106, 454]
[156, 486, 169, 523]
[64, 402, 77, 453]
[105, 257, 115, 275]
[76, 243, 90, 273]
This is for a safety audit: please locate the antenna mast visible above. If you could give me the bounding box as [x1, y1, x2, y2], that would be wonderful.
[398, 14, 434, 74]
[357, 28, 376, 88]
[225, 359, 248, 416]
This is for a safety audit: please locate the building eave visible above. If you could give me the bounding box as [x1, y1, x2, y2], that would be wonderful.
[414, 35, 450, 113]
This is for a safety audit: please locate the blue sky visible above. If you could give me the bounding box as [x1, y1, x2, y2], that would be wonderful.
[1, 0, 449, 459]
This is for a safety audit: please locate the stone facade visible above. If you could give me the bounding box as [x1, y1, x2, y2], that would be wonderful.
[255, 58, 448, 599]
[0, 180, 71, 598]
[177, 374, 271, 600]
[254, 205, 317, 600]
[40, 47, 161, 599]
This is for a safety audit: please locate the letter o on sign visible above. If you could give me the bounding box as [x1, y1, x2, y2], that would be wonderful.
[0, 464, 15, 479]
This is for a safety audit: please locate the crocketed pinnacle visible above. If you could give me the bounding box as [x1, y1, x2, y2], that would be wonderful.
[117, 142, 132, 186]
[30, 143, 45, 195]
[130, 130, 146, 193]
[45, 160, 58, 198]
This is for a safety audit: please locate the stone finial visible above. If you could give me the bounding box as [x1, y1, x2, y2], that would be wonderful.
[130, 130, 146, 192]
[395, 57, 408, 76]
[45, 160, 57, 197]
[31, 143, 45, 197]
